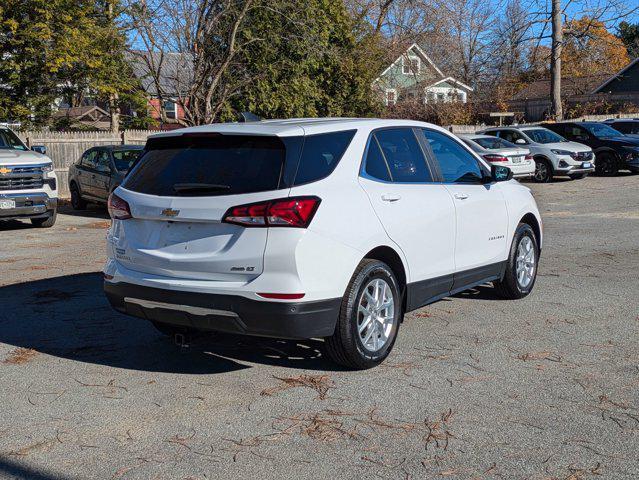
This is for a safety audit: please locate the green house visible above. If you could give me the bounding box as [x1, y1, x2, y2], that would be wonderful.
[372, 43, 473, 106]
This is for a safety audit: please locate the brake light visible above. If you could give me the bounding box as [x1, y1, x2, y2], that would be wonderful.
[223, 196, 321, 228]
[108, 193, 132, 220]
[483, 154, 508, 162]
[525, 154, 533, 161]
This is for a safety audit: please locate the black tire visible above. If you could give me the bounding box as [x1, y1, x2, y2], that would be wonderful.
[533, 158, 553, 183]
[31, 209, 57, 228]
[70, 183, 87, 210]
[594, 152, 619, 176]
[324, 259, 402, 369]
[493, 223, 539, 299]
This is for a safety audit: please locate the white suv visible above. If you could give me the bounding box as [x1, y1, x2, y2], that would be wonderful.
[104, 118, 542, 369]
[481, 126, 595, 183]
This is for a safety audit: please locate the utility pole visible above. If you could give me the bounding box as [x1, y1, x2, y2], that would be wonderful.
[550, 0, 563, 121]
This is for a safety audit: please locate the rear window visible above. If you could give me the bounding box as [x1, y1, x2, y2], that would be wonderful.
[473, 137, 517, 150]
[124, 135, 287, 196]
[123, 130, 355, 196]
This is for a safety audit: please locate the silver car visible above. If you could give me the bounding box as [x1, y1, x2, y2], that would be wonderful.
[481, 126, 595, 182]
[459, 134, 535, 179]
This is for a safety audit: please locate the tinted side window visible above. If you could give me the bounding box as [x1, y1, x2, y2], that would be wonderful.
[95, 151, 111, 172]
[364, 138, 391, 181]
[499, 130, 524, 144]
[422, 129, 485, 183]
[293, 130, 355, 185]
[82, 150, 97, 169]
[374, 128, 432, 182]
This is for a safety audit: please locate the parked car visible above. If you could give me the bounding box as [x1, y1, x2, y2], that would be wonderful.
[103, 118, 542, 369]
[68, 145, 144, 209]
[458, 134, 535, 179]
[481, 126, 595, 183]
[604, 119, 639, 138]
[543, 121, 639, 176]
[0, 126, 58, 227]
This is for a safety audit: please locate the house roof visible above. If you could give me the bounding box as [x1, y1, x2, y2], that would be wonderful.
[592, 57, 639, 93]
[372, 43, 472, 92]
[52, 106, 110, 120]
[126, 51, 193, 97]
[511, 75, 610, 101]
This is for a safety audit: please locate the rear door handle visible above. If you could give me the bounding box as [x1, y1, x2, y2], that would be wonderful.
[381, 194, 401, 202]
[454, 193, 469, 200]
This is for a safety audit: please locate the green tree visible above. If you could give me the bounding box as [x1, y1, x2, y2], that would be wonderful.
[0, 0, 137, 129]
[618, 21, 639, 58]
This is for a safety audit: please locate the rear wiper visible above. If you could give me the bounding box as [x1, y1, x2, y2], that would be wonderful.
[173, 183, 231, 194]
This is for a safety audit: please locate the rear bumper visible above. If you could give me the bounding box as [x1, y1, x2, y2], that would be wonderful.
[0, 192, 57, 220]
[104, 281, 340, 339]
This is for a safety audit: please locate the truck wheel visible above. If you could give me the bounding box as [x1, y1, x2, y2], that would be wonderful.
[70, 183, 87, 210]
[325, 259, 401, 369]
[533, 159, 553, 183]
[594, 153, 619, 176]
[31, 209, 57, 228]
[493, 223, 539, 299]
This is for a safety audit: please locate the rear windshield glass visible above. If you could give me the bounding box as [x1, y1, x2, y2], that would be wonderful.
[123, 130, 355, 196]
[123, 135, 287, 196]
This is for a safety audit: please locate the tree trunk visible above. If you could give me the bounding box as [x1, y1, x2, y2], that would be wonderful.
[109, 92, 120, 133]
[550, 0, 563, 121]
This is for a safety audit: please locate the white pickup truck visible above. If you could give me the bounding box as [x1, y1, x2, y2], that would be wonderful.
[0, 126, 58, 227]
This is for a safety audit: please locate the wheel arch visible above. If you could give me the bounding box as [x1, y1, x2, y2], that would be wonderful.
[519, 212, 542, 250]
[363, 245, 408, 314]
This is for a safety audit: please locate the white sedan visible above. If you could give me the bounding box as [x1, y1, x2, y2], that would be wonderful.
[459, 134, 535, 178]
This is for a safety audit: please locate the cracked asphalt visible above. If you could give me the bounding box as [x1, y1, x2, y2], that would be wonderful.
[0, 174, 638, 479]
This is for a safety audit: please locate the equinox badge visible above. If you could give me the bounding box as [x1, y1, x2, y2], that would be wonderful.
[161, 208, 180, 217]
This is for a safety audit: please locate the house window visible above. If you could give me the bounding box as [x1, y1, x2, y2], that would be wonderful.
[163, 100, 177, 120]
[425, 91, 436, 104]
[402, 57, 420, 75]
[436, 93, 445, 102]
[385, 89, 397, 106]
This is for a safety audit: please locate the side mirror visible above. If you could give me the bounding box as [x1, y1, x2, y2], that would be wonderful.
[492, 164, 513, 182]
[514, 138, 527, 145]
[31, 145, 47, 155]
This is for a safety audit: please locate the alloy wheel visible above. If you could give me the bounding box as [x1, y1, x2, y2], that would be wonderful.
[515, 236, 536, 288]
[357, 278, 396, 352]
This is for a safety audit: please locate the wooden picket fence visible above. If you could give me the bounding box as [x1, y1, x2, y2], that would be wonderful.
[17, 130, 157, 197]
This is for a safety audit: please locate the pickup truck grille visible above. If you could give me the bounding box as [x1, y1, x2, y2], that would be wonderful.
[0, 166, 45, 191]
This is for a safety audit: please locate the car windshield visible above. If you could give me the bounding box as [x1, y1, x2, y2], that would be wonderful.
[473, 137, 517, 150]
[524, 128, 566, 144]
[0, 129, 28, 151]
[112, 149, 143, 172]
[582, 123, 623, 139]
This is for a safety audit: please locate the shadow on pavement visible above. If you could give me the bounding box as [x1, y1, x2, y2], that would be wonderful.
[0, 272, 341, 374]
[57, 204, 110, 219]
[0, 457, 73, 480]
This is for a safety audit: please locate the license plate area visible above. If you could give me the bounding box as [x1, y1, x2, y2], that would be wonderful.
[511, 156, 523, 164]
[0, 199, 16, 209]
[582, 162, 592, 168]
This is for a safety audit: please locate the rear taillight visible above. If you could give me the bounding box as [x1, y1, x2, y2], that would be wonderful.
[525, 154, 533, 161]
[108, 193, 132, 220]
[483, 154, 508, 162]
[223, 196, 321, 228]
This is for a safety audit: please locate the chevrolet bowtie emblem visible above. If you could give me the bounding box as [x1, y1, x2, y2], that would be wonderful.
[161, 208, 180, 217]
[0, 167, 11, 175]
